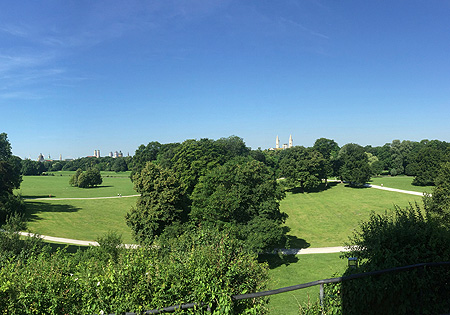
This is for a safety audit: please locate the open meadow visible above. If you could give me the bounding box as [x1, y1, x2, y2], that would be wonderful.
[282, 181, 423, 248]
[369, 175, 432, 193]
[15, 174, 431, 314]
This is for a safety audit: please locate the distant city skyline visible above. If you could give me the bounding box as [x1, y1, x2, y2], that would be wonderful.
[2, 1, 449, 158]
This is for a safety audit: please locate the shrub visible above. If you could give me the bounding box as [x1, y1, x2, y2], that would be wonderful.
[339, 205, 450, 314]
[0, 230, 268, 314]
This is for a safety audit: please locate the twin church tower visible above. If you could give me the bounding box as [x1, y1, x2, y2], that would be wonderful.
[272, 135, 293, 150]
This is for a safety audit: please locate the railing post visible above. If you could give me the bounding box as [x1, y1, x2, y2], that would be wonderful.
[319, 283, 324, 309]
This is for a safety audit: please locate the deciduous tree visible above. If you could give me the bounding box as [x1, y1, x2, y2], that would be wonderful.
[338, 143, 371, 186]
[126, 162, 187, 244]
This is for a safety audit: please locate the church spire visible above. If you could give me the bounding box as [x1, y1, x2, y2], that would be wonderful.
[276, 135, 280, 149]
[289, 134, 293, 148]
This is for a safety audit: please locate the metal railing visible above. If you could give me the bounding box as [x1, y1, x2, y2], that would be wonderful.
[100, 261, 450, 315]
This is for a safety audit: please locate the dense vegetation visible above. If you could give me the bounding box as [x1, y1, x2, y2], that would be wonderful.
[0, 229, 268, 314]
[126, 137, 288, 252]
[69, 168, 103, 188]
[0, 133, 24, 224]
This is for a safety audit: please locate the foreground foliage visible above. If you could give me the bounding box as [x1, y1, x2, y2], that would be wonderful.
[0, 230, 268, 314]
[0, 133, 23, 224]
[302, 205, 450, 315]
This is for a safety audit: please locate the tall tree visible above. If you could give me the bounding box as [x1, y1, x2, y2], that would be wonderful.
[423, 162, 450, 223]
[338, 143, 371, 186]
[279, 146, 327, 192]
[130, 141, 162, 177]
[190, 157, 286, 251]
[126, 162, 187, 244]
[0, 133, 24, 224]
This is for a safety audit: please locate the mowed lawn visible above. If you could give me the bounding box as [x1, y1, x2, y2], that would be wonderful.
[282, 182, 423, 248]
[264, 253, 347, 315]
[24, 197, 136, 244]
[17, 174, 136, 198]
[369, 175, 432, 193]
[19, 173, 137, 244]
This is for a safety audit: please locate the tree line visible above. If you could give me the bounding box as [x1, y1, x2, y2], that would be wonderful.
[20, 155, 131, 175]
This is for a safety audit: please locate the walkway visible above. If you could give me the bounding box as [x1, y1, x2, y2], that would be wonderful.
[24, 194, 140, 201]
[365, 184, 426, 196]
[18, 231, 347, 254]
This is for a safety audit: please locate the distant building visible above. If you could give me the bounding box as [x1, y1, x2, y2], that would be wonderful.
[37, 153, 45, 162]
[94, 149, 101, 158]
[269, 135, 293, 150]
[109, 152, 113, 158]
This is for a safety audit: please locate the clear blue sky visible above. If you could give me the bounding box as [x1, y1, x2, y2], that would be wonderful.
[1, 1, 449, 159]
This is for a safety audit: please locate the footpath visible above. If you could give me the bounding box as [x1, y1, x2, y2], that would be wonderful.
[19, 185, 426, 254]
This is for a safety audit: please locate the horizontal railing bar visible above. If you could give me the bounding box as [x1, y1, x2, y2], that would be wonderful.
[100, 261, 450, 314]
[232, 261, 450, 300]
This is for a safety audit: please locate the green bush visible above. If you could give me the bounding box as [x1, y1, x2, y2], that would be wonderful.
[339, 205, 450, 314]
[0, 230, 268, 314]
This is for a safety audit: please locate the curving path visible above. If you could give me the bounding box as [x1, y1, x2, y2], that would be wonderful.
[364, 184, 426, 196]
[24, 194, 140, 201]
[18, 231, 347, 254]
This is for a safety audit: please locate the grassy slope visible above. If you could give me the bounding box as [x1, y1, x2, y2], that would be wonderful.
[24, 197, 136, 244]
[281, 182, 422, 248]
[369, 175, 432, 193]
[19, 174, 137, 244]
[17, 174, 136, 198]
[263, 253, 347, 315]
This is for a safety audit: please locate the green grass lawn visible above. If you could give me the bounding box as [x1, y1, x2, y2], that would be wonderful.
[282, 182, 422, 248]
[369, 175, 432, 193]
[24, 197, 136, 243]
[17, 174, 136, 198]
[263, 253, 347, 315]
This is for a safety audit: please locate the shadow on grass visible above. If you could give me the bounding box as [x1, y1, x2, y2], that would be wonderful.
[24, 201, 81, 222]
[286, 235, 310, 249]
[343, 184, 370, 189]
[258, 254, 299, 269]
[77, 185, 113, 189]
[22, 195, 56, 199]
[288, 182, 338, 194]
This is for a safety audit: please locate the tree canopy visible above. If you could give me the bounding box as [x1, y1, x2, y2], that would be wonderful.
[338, 143, 371, 186]
[69, 168, 102, 188]
[279, 146, 327, 192]
[0, 133, 24, 224]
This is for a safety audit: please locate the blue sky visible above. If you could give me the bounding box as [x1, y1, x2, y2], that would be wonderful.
[1, 1, 449, 159]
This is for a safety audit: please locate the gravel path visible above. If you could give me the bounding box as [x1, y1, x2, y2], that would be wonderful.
[365, 184, 426, 196]
[18, 231, 348, 254]
[24, 194, 140, 201]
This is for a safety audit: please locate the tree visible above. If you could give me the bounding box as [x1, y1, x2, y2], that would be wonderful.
[279, 146, 327, 192]
[338, 143, 371, 186]
[412, 143, 450, 186]
[70, 168, 102, 188]
[78, 168, 102, 188]
[130, 141, 162, 177]
[190, 157, 287, 251]
[69, 168, 83, 187]
[126, 162, 187, 244]
[313, 138, 340, 178]
[423, 162, 450, 223]
[170, 138, 225, 195]
[0, 133, 24, 224]
[339, 205, 450, 314]
[111, 158, 128, 172]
